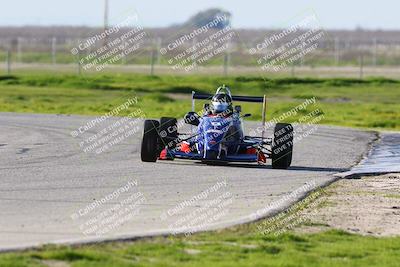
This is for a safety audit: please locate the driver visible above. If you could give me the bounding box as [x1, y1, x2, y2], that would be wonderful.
[210, 88, 233, 116]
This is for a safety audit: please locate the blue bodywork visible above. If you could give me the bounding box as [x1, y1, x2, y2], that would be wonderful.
[169, 113, 260, 163]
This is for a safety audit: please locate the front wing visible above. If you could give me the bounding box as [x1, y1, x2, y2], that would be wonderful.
[168, 150, 258, 163]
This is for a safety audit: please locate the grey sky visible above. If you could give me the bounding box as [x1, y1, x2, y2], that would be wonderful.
[0, 0, 398, 29]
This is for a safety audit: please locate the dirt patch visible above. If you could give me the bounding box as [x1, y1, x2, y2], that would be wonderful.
[297, 173, 400, 236]
[184, 248, 201, 255]
[41, 260, 70, 267]
[165, 93, 191, 100]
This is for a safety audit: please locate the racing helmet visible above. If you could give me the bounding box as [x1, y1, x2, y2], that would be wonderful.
[211, 85, 232, 114]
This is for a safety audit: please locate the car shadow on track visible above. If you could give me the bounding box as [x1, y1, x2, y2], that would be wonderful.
[157, 161, 348, 173]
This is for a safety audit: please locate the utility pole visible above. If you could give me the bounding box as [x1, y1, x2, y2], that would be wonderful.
[104, 0, 109, 48]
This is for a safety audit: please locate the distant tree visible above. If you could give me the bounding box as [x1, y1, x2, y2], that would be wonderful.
[184, 8, 232, 29]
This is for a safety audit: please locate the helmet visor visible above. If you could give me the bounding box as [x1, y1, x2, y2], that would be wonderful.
[212, 101, 229, 113]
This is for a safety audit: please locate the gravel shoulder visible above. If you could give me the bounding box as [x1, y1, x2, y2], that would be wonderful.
[297, 173, 400, 236]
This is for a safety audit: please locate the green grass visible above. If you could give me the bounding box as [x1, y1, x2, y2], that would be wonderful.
[1, 190, 400, 267]
[1, 73, 399, 266]
[3, 231, 400, 267]
[0, 73, 399, 130]
[384, 194, 400, 199]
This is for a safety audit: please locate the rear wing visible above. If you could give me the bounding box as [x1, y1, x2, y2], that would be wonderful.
[192, 93, 264, 103]
[191, 91, 268, 139]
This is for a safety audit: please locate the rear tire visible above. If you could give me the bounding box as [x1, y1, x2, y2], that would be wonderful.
[272, 123, 293, 169]
[159, 117, 178, 149]
[141, 120, 160, 162]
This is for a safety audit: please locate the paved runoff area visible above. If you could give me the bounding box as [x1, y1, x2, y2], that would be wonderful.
[0, 113, 376, 251]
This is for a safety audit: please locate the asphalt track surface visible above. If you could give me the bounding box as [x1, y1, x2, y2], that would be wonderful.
[0, 113, 376, 251]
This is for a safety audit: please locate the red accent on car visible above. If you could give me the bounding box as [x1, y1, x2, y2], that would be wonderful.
[180, 142, 191, 153]
[159, 148, 168, 160]
[208, 114, 231, 118]
[246, 148, 257, 154]
[258, 152, 267, 163]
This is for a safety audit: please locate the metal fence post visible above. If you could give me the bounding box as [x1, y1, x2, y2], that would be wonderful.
[77, 51, 81, 75]
[122, 42, 127, 65]
[373, 38, 377, 67]
[223, 53, 229, 76]
[17, 37, 22, 63]
[150, 49, 156, 76]
[334, 37, 340, 65]
[52, 37, 57, 65]
[223, 42, 231, 76]
[6, 50, 11, 75]
[156, 37, 162, 65]
[290, 63, 295, 77]
[359, 54, 364, 79]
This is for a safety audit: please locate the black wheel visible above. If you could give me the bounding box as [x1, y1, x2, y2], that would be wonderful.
[272, 123, 293, 169]
[141, 120, 160, 162]
[159, 117, 178, 149]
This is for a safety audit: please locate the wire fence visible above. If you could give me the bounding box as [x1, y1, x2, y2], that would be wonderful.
[1, 34, 400, 77]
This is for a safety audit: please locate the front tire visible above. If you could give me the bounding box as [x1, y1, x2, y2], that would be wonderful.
[159, 117, 178, 149]
[272, 123, 293, 169]
[141, 120, 160, 162]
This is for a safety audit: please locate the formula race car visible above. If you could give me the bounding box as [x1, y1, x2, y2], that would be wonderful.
[140, 86, 293, 169]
